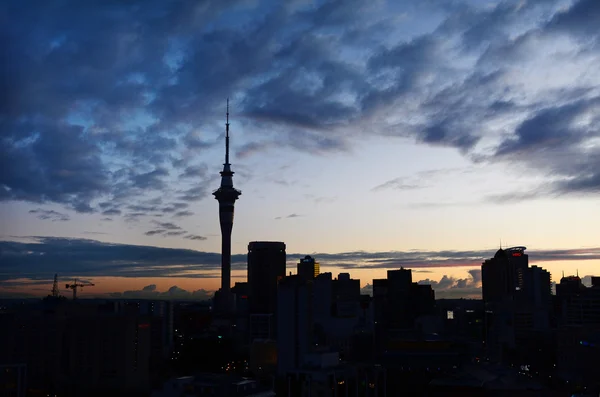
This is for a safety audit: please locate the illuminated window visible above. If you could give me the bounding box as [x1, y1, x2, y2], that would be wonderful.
[447, 310, 454, 320]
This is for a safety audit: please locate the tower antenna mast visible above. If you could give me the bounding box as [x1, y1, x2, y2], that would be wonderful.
[225, 98, 230, 165]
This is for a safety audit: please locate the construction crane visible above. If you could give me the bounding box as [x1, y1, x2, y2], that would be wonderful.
[65, 279, 95, 300]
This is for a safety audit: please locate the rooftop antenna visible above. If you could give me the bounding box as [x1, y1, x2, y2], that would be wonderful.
[577, 269, 579, 277]
[562, 270, 565, 278]
[225, 98, 230, 165]
[500, 238, 502, 249]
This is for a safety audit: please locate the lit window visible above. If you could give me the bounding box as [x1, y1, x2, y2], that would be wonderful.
[447, 310, 454, 320]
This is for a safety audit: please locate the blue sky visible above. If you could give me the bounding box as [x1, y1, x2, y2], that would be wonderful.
[1, 0, 600, 299]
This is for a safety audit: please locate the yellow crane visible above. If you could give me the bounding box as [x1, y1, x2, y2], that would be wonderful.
[65, 279, 95, 300]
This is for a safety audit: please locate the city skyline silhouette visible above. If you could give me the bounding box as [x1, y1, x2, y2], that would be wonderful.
[2, 0, 600, 300]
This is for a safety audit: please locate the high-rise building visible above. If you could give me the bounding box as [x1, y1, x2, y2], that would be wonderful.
[481, 247, 552, 364]
[212, 100, 242, 313]
[247, 241, 286, 340]
[481, 246, 529, 304]
[248, 241, 286, 315]
[276, 275, 312, 375]
[297, 255, 320, 281]
[373, 268, 435, 336]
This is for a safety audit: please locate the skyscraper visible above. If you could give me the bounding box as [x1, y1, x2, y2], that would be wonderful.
[247, 241, 286, 340]
[297, 255, 320, 281]
[481, 246, 528, 304]
[247, 241, 286, 315]
[213, 100, 241, 313]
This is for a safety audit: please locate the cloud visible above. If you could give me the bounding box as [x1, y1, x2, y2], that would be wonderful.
[152, 221, 182, 230]
[180, 164, 208, 179]
[102, 209, 122, 216]
[1, 0, 600, 217]
[3, 237, 600, 287]
[418, 269, 482, 299]
[108, 284, 213, 301]
[0, 237, 234, 281]
[371, 178, 424, 192]
[275, 213, 302, 220]
[360, 283, 373, 296]
[174, 210, 194, 217]
[177, 186, 209, 202]
[185, 234, 207, 241]
[28, 208, 70, 222]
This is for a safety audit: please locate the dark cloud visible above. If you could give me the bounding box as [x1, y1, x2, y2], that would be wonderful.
[161, 203, 189, 213]
[185, 234, 207, 241]
[0, 237, 239, 281]
[178, 186, 209, 202]
[308, 247, 600, 270]
[180, 165, 208, 179]
[3, 237, 599, 286]
[145, 230, 165, 236]
[1, 0, 599, 217]
[28, 208, 70, 222]
[152, 221, 181, 230]
[275, 213, 302, 220]
[174, 210, 194, 217]
[102, 209, 122, 216]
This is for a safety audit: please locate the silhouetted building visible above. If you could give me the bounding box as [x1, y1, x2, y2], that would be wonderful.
[481, 247, 552, 365]
[373, 268, 435, 336]
[555, 276, 600, 389]
[248, 241, 286, 316]
[247, 241, 286, 342]
[277, 275, 312, 375]
[311, 273, 364, 358]
[297, 255, 320, 281]
[213, 101, 242, 314]
[482, 247, 528, 304]
[0, 301, 152, 396]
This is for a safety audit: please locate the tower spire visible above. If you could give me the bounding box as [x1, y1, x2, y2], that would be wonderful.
[225, 98, 230, 165]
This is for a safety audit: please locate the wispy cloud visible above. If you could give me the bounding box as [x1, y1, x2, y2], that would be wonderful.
[275, 213, 303, 220]
[28, 209, 70, 222]
[371, 178, 424, 192]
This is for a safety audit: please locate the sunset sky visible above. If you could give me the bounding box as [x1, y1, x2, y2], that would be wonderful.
[2, 0, 600, 300]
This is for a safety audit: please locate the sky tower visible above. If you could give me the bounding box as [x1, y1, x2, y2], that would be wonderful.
[213, 99, 241, 312]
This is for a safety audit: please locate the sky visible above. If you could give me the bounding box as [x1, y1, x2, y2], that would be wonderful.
[1, 0, 600, 300]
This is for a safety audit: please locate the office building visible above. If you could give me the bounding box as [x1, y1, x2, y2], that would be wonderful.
[481, 246, 529, 304]
[297, 255, 320, 281]
[247, 241, 286, 340]
[373, 268, 434, 333]
[481, 247, 553, 364]
[247, 241, 286, 315]
[311, 273, 363, 357]
[277, 275, 312, 375]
